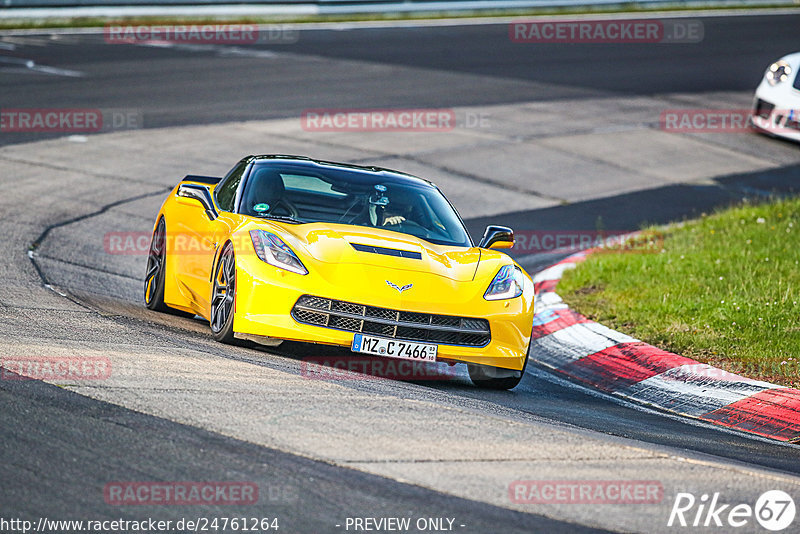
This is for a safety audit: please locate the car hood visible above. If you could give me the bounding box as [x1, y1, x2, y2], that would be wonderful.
[276, 223, 483, 282]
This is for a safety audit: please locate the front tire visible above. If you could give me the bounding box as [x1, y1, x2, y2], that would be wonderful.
[144, 218, 195, 318]
[468, 349, 529, 390]
[210, 241, 237, 344]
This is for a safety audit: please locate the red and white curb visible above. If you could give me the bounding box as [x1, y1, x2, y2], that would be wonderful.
[530, 251, 800, 443]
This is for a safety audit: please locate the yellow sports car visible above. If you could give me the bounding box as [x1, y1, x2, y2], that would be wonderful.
[144, 155, 534, 389]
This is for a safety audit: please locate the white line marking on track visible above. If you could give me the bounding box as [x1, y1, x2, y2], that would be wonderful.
[1, 36, 51, 46]
[137, 41, 280, 59]
[27, 64, 85, 77]
[0, 55, 84, 77]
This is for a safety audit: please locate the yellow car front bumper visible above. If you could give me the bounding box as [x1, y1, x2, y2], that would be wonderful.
[232, 252, 533, 371]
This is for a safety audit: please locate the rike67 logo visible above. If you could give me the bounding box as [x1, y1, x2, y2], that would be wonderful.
[668, 490, 795, 531]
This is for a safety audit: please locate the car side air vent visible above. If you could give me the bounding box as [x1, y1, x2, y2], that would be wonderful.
[350, 243, 422, 260]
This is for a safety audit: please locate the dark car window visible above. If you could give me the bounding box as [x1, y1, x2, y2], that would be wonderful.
[241, 163, 471, 247]
[215, 162, 248, 212]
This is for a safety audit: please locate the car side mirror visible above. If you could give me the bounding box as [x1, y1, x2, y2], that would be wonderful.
[177, 183, 219, 221]
[479, 225, 514, 249]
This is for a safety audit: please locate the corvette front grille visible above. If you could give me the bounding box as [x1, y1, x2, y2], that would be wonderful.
[291, 295, 491, 347]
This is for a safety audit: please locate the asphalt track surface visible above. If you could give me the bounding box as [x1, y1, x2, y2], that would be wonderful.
[2, 372, 589, 534]
[0, 13, 799, 143]
[3, 12, 800, 533]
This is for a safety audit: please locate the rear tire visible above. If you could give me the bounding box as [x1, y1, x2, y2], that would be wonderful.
[468, 348, 529, 390]
[210, 241, 237, 344]
[143, 218, 195, 318]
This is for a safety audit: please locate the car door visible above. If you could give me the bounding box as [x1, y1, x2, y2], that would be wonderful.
[172, 162, 247, 315]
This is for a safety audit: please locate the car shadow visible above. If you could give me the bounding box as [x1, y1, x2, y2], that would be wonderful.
[465, 163, 800, 271]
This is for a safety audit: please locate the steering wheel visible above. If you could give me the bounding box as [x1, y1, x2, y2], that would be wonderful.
[393, 218, 431, 237]
[270, 198, 300, 219]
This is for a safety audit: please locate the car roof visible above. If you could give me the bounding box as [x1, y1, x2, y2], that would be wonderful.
[247, 155, 436, 188]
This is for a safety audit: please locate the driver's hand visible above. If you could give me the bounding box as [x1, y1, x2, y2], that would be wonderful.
[383, 215, 406, 226]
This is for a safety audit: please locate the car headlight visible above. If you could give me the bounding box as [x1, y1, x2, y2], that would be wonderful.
[484, 265, 524, 300]
[249, 229, 308, 275]
[766, 60, 792, 86]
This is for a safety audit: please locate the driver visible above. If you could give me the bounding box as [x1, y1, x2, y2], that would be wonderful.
[368, 184, 409, 227]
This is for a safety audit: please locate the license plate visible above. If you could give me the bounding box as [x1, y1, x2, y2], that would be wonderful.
[351, 334, 437, 362]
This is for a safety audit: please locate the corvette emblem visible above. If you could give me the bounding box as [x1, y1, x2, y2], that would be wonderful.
[386, 280, 413, 293]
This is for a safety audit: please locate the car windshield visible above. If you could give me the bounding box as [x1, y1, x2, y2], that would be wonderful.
[240, 163, 471, 247]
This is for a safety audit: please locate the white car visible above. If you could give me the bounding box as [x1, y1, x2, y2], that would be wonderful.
[752, 52, 800, 142]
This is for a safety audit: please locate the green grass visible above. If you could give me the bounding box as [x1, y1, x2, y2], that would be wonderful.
[558, 197, 800, 388]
